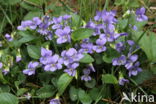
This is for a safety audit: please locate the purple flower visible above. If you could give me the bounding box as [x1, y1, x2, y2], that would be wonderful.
[32, 17, 42, 25]
[125, 54, 138, 69]
[37, 23, 49, 35]
[53, 16, 62, 24]
[94, 11, 102, 21]
[79, 43, 94, 54]
[93, 35, 107, 53]
[17, 20, 32, 30]
[40, 48, 52, 65]
[86, 20, 96, 29]
[55, 26, 71, 44]
[2, 69, 9, 75]
[128, 62, 142, 77]
[23, 61, 39, 76]
[112, 55, 127, 66]
[115, 42, 125, 52]
[136, 7, 148, 22]
[16, 56, 22, 62]
[119, 78, 129, 86]
[0, 62, 3, 69]
[50, 98, 61, 104]
[5, 33, 13, 41]
[44, 54, 62, 72]
[132, 25, 137, 31]
[64, 63, 79, 76]
[101, 10, 117, 24]
[88, 64, 95, 72]
[63, 14, 71, 20]
[61, 48, 84, 66]
[127, 40, 135, 46]
[81, 68, 92, 81]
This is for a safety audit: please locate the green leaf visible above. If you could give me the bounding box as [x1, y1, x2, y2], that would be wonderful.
[27, 45, 41, 59]
[18, 35, 36, 44]
[71, 14, 81, 28]
[89, 88, 100, 101]
[0, 72, 8, 84]
[78, 89, 92, 104]
[25, 0, 41, 5]
[24, 11, 43, 20]
[69, 86, 78, 101]
[115, 0, 125, 5]
[0, 93, 19, 104]
[57, 73, 73, 95]
[118, 19, 128, 29]
[133, 31, 156, 62]
[102, 48, 120, 63]
[80, 53, 94, 63]
[102, 74, 118, 84]
[0, 0, 20, 5]
[0, 85, 10, 93]
[71, 28, 93, 41]
[36, 85, 55, 98]
[133, 70, 154, 84]
[85, 79, 96, 88]
[17, 88, 28, 96]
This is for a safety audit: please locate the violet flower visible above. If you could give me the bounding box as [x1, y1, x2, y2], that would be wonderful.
[64, 63, 79, 76]
[93, 36, 107, 53]
[55, 26, 71, 44]
[128, 62, 142, 77]
[119, 78, 129, 86]
[136, 7, 148, 22]
[44, 54, 62, 72]
[0, 62, 3, 69]
[23, 61, 39, 76]
[16, 56, 22, 63]
[81, 68, 92, 81]
[125, 54, 138, 69]
[61, 48, 84, 66]
[112, 55, 127, 66]
[115, 42, 125, 52]
[50, 98, 61, 104]
[79, 43, 94, 54]
[5, 33, 13, 41]
[40, 48, 53, 65]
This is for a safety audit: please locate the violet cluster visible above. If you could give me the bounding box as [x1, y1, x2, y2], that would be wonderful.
[18, 15, 71, 42]
[112, 40, 142, 85]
